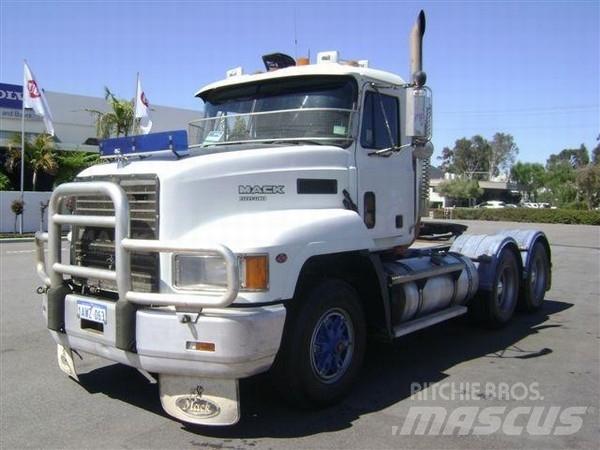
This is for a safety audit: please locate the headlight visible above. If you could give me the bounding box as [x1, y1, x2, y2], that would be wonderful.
[173, 254, 228, 291]
[172, 253, 269, 292]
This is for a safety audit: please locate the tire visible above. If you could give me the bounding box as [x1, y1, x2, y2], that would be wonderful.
[469, 249, 520, 328]
[519, 242, 549, 312]
[272, 279, 366, 408]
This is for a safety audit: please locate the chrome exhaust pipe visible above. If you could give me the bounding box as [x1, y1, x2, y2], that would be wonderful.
[410, 10, 426, 86]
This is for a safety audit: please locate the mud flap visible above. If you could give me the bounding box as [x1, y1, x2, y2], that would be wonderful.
[159, 375, 240, 426]
[57, 344, 79, 381]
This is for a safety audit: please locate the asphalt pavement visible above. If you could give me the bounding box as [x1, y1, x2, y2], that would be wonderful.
[1, 220, 598, 449]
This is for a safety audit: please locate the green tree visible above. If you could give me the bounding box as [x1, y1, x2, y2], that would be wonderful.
[510, 161, 546, 201]
[546, 145, 591, 205]
[576, 164, 600, 210]
[0, 170, 11, 190]
[6, 133, 57, 191]
[489, 132, 519, 179]
[5, 134, 25, 176]
[592, 134, 599, 165]
[228, 116, 249, 142]
[55, 151, 101, 185]
[544, 160, 577, 207]
[28, 134, 58, 190]
[87, 87, 137, 138]
[438, 136, 491, 180]
[437, 178, 483, 205]
[547, 144, 589, 170]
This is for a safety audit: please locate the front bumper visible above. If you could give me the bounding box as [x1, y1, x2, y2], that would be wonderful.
[45, 294, 286, 378]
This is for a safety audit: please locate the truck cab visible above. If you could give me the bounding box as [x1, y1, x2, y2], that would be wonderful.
[189, 60, 424, 249]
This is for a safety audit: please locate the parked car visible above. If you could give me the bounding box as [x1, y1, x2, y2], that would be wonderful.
[474, 201, 506, 209]
[522, 202, 539, 208]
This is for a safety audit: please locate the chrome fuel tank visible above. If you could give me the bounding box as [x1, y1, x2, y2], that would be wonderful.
[384, 253, 478, 324]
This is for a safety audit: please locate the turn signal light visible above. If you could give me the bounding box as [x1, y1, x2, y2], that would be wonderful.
[186, 341, 216, 352]
[241, 255, 269, 291]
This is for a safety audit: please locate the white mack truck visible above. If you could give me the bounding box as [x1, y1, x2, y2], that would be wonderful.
[34, 11, 551, 426]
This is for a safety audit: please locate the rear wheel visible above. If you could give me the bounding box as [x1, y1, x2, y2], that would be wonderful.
[469, 249, 520, 328]
[272, 279, 366, 408]
[519, 242, 549, 312]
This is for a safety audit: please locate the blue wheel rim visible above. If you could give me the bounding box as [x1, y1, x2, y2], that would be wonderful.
[310, 308, 354, 384]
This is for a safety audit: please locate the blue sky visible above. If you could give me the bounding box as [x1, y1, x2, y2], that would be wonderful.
[1, 1, 598, 165]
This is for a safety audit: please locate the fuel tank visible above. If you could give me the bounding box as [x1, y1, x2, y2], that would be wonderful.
[383, 253, 478, 324]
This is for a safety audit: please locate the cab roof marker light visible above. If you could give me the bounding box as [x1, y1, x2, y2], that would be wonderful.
[226, 67, 243, 78]
[317, 51, 340, 64]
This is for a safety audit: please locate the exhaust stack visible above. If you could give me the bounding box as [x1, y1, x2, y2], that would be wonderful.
[410, 10, 426, 87]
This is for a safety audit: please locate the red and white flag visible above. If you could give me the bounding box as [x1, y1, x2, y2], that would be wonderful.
[23, 61, 54, 136]
[134, 73, 152, 134]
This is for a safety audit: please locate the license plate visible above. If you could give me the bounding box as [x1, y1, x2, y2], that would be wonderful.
[77, 301, 107, 324]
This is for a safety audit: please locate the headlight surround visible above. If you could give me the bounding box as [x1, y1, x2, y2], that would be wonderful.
[172, 253, 269, 292]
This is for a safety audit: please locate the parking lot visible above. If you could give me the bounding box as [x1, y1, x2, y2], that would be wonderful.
[1, 220, 598, 449]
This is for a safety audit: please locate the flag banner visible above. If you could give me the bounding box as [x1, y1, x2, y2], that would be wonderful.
[135, 74, 153, 134]
[23, 61, 54, 136]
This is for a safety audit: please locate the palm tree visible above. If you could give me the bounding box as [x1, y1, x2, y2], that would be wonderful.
[6, 132, 57, 190]
[87, 87, 137, 138]
[29, 134, 58, 190]
[5, 133, 26, 175]
[55, 151, 101, 185]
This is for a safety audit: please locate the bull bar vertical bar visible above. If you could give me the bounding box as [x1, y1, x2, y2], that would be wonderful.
[47, 182, 131, 298]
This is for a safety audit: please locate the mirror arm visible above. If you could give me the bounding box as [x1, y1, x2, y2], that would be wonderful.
[368, 143, 412, 157]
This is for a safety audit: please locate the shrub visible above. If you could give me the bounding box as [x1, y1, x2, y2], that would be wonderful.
[10, 199, 25, 233]
[563, 201, 588, 211]
[429, 208, 600, 225]
[0, 171, 11, 190]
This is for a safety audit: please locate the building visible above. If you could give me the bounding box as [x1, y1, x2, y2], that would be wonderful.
[0, 82, 201, 232]
[429, 168, 520, 208]
[0, 82, 201, 189]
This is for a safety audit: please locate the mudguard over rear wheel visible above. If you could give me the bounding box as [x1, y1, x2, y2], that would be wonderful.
[272, 279, 366, 408]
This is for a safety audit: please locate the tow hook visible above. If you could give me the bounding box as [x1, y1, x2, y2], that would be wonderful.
[36, 286, 49, 295]
[178, 312, 202, 324]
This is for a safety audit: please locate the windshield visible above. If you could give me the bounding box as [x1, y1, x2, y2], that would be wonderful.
[190, 76, 358, 147]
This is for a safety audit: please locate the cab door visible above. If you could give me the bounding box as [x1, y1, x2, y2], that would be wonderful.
[354, 86, 415, 248]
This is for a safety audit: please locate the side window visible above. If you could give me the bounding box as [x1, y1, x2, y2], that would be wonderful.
[360, 91, 399, 149]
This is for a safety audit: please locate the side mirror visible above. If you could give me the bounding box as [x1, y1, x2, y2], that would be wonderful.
[406, 87, 432, 140]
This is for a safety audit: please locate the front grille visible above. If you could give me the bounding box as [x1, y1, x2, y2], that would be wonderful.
[71, 175, 159, 296]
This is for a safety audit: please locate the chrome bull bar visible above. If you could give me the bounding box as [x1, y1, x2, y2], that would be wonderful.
[35, 181, 240, 310]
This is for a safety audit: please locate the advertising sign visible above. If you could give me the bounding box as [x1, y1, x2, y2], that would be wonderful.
[0, 83, 23, 110]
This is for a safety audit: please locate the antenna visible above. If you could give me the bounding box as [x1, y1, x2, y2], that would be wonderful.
[293, 8, 298, 58]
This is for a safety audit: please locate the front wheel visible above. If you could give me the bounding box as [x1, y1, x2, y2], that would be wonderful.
[272, 279, 366, 408]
